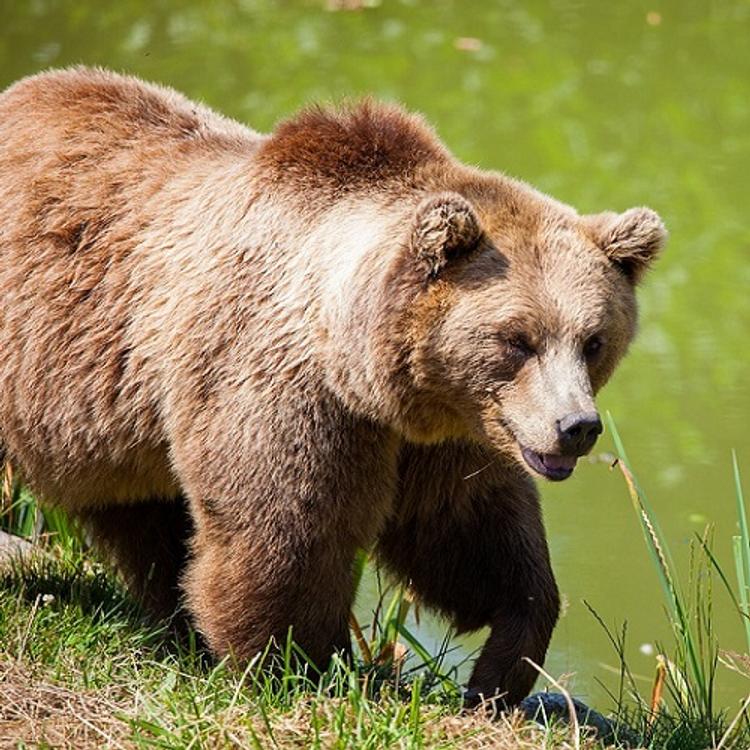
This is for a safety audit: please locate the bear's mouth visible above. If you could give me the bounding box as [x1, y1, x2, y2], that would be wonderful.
[521, 447, 577, 481]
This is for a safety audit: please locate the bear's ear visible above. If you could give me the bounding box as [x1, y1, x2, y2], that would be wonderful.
[410, 192, 484, 279]
[585, 207, 667, 284]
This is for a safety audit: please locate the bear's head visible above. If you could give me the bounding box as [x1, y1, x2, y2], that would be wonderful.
[260, 102, 666, 481]
[397, 187, 667, 481]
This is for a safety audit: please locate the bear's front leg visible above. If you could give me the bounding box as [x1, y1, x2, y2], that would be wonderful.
[183, 520, 354, 668]
[378, 441, 560, 707]
[464, 596, 559, 707]
[170, 391, 398, 671]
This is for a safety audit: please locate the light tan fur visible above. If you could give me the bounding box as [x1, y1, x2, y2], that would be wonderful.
[0, 67, 666, 705]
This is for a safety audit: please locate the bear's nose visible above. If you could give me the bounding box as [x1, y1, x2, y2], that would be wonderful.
[556, 411, 603, 455]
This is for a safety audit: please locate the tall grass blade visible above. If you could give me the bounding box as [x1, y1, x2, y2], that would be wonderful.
[733, 536, 750, 654]
[606, 412, 679, 575]
[732, 452, 750, 655]
[698, 535, 741, 610]
[606, 413, 708, 712]
[607, 415, 676, 616]
[395, 623, 455, 693]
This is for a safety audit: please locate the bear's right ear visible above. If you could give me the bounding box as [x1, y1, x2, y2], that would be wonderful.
[409, 193, 484, 279]
[585, 207, 667, 284]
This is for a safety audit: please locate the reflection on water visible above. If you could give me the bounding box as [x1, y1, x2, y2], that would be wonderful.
[2, 0, 749, 709]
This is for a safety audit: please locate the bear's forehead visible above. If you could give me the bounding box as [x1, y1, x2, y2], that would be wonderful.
[471, 278, 611, 335]
[459, 232, 617, 336]
[514, 229, 609, 283]
[482, 217, 612, 284]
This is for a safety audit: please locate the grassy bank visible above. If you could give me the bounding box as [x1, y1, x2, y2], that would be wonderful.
[0, 545, 598, 749]
[2, 432, 750, 748]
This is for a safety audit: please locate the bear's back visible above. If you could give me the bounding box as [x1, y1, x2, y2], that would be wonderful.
[0, 68, 264, 506]
[0, 66, 259, 158]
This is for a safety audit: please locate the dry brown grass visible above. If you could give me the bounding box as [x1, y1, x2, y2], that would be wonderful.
[0, 661, 131, 749]
[0, 658, 609, 750]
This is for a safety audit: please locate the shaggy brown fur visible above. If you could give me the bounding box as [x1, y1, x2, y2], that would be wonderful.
[0, 67, 666, 705]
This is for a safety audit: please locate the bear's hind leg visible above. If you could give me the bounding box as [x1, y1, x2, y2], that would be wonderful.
[78, 496, 194, 622]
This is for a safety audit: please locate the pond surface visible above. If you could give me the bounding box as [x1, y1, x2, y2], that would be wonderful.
[3, 0, 749, 710]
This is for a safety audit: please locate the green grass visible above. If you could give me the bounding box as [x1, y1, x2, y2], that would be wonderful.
[0, 474, 593, 749]
[2, 440, 750, 748]
[600, 415, 750, 749]
[0, 543, 595, 749]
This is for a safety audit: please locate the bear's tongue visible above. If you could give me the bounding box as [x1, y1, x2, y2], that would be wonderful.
[521, 447, 577, 481]
[541, 454, 577, 472]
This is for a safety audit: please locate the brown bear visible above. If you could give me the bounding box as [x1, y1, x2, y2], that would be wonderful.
[0, 67, 666, 705]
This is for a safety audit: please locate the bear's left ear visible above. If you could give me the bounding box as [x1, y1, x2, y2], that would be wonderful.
[585, 207, 668, 284]
[410, 192, 484, 279]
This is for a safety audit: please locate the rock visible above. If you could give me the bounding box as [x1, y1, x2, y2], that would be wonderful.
[519, 691, 638, 746]
[0, 530, 35, 566]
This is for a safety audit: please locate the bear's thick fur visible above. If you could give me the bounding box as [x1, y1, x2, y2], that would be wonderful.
[0, 68, 666, 705]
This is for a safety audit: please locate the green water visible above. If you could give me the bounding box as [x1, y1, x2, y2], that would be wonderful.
[2, 0, 749, 710]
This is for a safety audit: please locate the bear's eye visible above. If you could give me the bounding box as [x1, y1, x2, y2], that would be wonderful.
[505, 335, 536, 358]
[583, 335, 604, 359]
